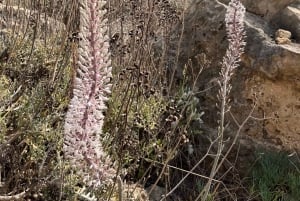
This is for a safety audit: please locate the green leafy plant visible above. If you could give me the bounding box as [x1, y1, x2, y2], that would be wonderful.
[251, 152, 300, 201]
[0, 17, 77, 199]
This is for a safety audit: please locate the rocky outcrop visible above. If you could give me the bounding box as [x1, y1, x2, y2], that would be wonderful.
[167, 0, 300, 151]
[220, 0, 296, 20]
[272, 1, 300, 42]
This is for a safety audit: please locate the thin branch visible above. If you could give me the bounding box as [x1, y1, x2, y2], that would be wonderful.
[0, 191, 26, 201]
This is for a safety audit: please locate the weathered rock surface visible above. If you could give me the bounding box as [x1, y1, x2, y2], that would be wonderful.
[272, 1, 300, 42]
[219, 0, 296, 20]
[167, 0, 300, 151]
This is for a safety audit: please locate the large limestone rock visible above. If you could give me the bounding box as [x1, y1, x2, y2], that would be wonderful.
[219, 0, 296, 20]
[166, 0, 300, 151]
[272, 1, 300, 42]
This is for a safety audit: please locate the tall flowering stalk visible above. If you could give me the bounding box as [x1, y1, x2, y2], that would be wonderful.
[64, 0, 115, 187]
[200, 0, 246, 200]
[219, 0, 246, 102]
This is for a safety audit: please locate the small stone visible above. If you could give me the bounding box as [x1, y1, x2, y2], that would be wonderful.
[146, 185, 166, 201]
[275, 29, 291, 39]
[276, 37, 291, 44]
[275, 29, 292, 44]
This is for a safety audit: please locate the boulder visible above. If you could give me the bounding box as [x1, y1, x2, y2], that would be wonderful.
[165, 0, 300, 151]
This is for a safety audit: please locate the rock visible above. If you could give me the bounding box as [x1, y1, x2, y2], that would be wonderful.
[164, 0, 300, 151]
[275, 37, 291, 45]
[165, 0, 228, 79]
[218, 0, 296, 20]
[275, 29, 292, 44]
[111, 182, 149, 201]
[146, 185, 166, 201]
[272, 2, 300, 42]
[123, 185, 149, 201]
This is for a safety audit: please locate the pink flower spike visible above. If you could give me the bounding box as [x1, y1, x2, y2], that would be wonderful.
[64, 0, 116, 188]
